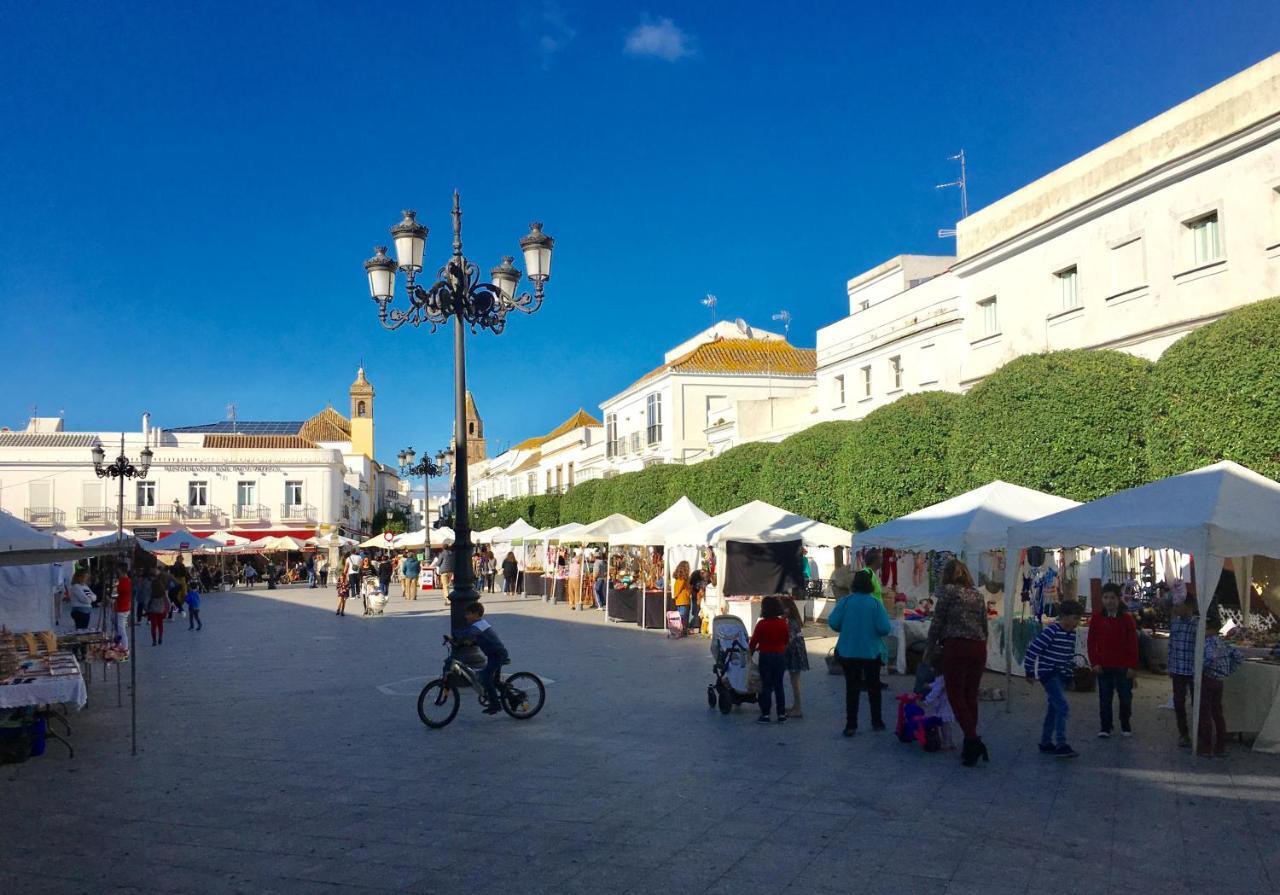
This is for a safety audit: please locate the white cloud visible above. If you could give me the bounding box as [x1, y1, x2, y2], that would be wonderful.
[624, 16, 693, 62]
[531, 1, 576, 68]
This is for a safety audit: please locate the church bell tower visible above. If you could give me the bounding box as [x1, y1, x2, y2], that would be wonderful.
[349, 367, 375, 459]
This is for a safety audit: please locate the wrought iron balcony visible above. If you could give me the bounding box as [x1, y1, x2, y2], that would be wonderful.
[279, 503, 317, 522]
[77, 506, 118, 525]
[123, 504, 180, 523]
[233, 503, 269, 521]
[25, 507, 65, 528]
[181, 505, 224, 524]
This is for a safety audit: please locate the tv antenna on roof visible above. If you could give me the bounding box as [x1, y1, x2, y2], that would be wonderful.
[734, 317, 754, 339]
[226, 402, 238, 435]
[701, 294, 718, 326]
[771, 310, 791, 339]
[936, 149, 969, 239]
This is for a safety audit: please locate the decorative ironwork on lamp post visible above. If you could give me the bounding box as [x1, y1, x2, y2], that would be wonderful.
[365, 192, 553, 632]
[91, 434, 153, 757]
[397, 446, 445, 561]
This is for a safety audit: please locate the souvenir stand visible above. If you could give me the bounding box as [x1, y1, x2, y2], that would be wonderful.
[853, 481, 1080, 675]
[0, 512, 121, 759]
[1006, 461, 1280, 754]
[488, 518, 539, 594]
[665, 501, 851, 632]
[520, 523, 584, 602]
[393, 528, 454, 589]
[608, 498, 709, 626]
[559, 513, 641, 613]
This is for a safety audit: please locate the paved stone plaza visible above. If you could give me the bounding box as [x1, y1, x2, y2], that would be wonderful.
[3, 585, 1278, 894]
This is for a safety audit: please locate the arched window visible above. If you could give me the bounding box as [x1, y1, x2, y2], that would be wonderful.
[357, 401, 367, 417]
[468, 422, 475, 435]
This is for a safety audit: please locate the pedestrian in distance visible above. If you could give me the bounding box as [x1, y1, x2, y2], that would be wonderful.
[592, 551, 609, 610]
[1025, 600, 1084, 758]
[1166, 595, 1199, 748]
[1199, 611, 1244, 757]
[318, 556, 329, 588]
[749, 595, 790, 723]
[1088, 582, 1138, 739]
[377, 555, 393, 597]
[401, 551, 421, 601]
[502, 551, 519, 595]
[672, 561, 692, 629]
[782, 598, 809, 719]
[827, 568, 892, 736]
[186, 587, 203, 631]
[306, 555, 317, 589]
[436, 548, 455, 604]
[114, 565, 132, 652]
[147, 570, 170, 645]
[925, 558, 990, 766]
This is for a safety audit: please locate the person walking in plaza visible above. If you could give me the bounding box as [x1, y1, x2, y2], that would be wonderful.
[377, 555, 393, 597]
[749, 595, 790, 723]
[435, 548, 455, 605]
[146, 569, 170, 645]
[342, 550, 362, 616]
[925, 559, 990, 766]
[480, 548, 497, 593]
[114, 565, 132, 652]
[502, 551, 519, 595]
[1166, 595, 1198, 747]
[318, 556, 329, 588]
[242, 562, 258, 589]
[592, 551, 609, 610]
[827, 569, 892, 736]
[1024, 600, 1083, 758]
[1088, 582, 1138, 739]
[783, 598, 809, 719]
[306, 555, 317, 589]
[66, 570, 96, 660]
[672, 560, 692, 629]
[1199, 612, 1244, 757]
[401, 551, 421, 601]
[186, 586, 203, 631]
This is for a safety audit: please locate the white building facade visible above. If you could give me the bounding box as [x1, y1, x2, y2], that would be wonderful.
[817, 52, 1280, 417]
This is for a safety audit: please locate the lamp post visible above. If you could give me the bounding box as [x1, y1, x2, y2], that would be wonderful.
[397, 446, 444, 566]
[92, 434, 153, 757]
[365, 192, 553, 632]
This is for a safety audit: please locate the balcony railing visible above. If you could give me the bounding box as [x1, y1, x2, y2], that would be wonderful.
[279, 503, 317, 522]
[123, 505, 180, 523]
[77, 506, 118, 525]
[233, 504, 269, 521]
[25, 507, 65, 528]
[181, 505, 224, 524]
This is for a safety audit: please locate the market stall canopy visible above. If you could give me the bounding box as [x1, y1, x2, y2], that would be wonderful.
[258, 535, 306, 552]
[358, 532, 399, 549]
[0, 511, 112, 567]
[854, 480, 1080, 555]
[561, 513, 641, 545]
[137, 528, 223, 554]
[610, 497, 709, 547]
[665, 500, 852, 548]
[521, 522, 586, 545]
[392, 528, 454, 548]
[496, 518, 539, 541]
[473, 526, 506, 544]
[307, 532, 357, 548]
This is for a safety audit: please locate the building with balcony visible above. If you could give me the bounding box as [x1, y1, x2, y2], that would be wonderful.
[468, 409, 603, 504]
[0, 368, 400, 542]
[817, 52, 1280, 418]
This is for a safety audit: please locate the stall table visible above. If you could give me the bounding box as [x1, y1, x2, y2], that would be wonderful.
[607, 587, 640, 624]
[543, 577, 567, 604]
[641, 590, 673, 629]
[522, 574, 546, 598]
[1223, 659, 1280, 753]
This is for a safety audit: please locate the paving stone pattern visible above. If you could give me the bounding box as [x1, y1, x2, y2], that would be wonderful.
[3, 585, 1278, 894]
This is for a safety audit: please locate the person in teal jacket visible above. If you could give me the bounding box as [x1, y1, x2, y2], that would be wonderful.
[827, 569, 892, 736]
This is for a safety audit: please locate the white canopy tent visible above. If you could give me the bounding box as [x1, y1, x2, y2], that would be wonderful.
[137, 528, 223, 554]
[561, 514, 641, 545]
[305, 532, 358, 549]
[1005, 461, 1280, 754]
[485, 519, 540, 592]
[473, 526, 506, 545]
[391, 528, 455, 549]
[854, 481, 1080, 555]
[358, 532, 399, 549]
[609, 497, 709, 548]
[0, 511, 114, 568]
[257, 535, 307, 553]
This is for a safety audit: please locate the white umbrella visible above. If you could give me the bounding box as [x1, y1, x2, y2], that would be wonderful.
[137, 528, 223, 553]
[258, 535, 306, 552]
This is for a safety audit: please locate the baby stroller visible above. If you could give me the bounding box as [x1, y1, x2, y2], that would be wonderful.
[706, 615, 758, 715]
[362, 576, 388, 616]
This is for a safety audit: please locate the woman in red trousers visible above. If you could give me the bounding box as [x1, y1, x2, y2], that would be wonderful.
[925, 559, 990, 766]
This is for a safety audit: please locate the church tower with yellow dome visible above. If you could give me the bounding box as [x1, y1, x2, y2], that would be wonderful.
[349, 367, 375, 459]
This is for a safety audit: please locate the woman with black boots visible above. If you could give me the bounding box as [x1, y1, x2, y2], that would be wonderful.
[925, 559, 990, 767]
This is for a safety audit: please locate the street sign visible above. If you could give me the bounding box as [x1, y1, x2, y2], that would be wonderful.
[384, 532, 395, 544]
[134, 527, 158, 541]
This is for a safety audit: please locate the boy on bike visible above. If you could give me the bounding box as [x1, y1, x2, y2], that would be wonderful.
[458, 602, 509, 714]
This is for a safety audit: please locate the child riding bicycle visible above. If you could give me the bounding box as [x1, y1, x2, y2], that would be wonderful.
[456, 602, 509, 714]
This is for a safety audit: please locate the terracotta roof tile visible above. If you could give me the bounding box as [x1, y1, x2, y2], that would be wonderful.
[203, 435, 319, 450]
[299, 407, 351, 443]
[0, 432, 100, 448]
[627, 337, 816, 391]
[513, 409, 602, 452]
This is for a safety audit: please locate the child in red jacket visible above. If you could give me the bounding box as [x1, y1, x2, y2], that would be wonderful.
[1087, 582, 1138, 738]
[749, 596, 791, 724]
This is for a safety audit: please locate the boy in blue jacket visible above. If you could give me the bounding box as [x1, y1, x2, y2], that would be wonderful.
[1024, 600, 1082, 757]
[457, 602, 510, 714]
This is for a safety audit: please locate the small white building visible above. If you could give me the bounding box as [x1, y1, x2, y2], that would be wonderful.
[468, 410, 603, 504]
[817, 52, 1280, 418]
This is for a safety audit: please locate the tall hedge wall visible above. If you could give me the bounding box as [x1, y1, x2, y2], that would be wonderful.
[1146, 297, 1280, 480]
[834, 391, 964, 531]
[758, 421, 858, 525]
[682, 441, 777, 515]
[948, 350, 1152, 501]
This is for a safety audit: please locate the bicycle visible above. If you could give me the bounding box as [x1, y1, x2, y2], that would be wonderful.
[417, 635, 546, 729]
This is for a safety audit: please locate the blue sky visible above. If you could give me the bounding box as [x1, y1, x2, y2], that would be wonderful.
[2, 1, 1277, 477]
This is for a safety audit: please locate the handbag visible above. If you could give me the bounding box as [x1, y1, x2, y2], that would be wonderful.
[825, 647, 843, 675]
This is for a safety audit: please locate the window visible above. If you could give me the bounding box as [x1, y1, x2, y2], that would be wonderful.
[705, 395, 729, 427]
[834, 374, 845, 406]
[285, 481, 303, 506]
[236, 481, 256, 508]
[527, 472, 537, 495]
[1186, 212, 1221, 265]
[1056, 266, 1080, 311]
[977, 297, 998, 337]
[631, 432, 641, 453]
[356, 400, 367, 417]
[555, 466, 563, 492]
[137, 481, 156, 507]
[646, 393, 663, 445]
[889, 356, 903, 391]
[567, 462, 575, 487]
[860, 365, 872, 399]
[188, 481, 208, 507]
[605, 413, 617, 458]
[1109, 237, 1145, 296]
[546, 469, 553, 492]
[919, 344, 937, 385]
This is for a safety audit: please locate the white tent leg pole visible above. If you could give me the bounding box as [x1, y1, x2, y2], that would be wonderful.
[1003, 548, 1020, 715]
[1190, 554, 1222, 758]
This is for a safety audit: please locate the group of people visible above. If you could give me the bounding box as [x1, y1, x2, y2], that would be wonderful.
[741, 547, 1247, 765]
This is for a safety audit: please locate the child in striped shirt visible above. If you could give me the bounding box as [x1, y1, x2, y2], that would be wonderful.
[1024, 600, 1083, 758]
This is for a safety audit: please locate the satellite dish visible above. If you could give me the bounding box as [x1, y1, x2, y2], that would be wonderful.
[734, 318, 753, 339]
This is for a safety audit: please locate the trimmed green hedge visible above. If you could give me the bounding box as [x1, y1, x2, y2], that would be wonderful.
[682, 441, 777, 515]
[948, 350, 1152, 501]
[759, 421, 858, 525]
[1147, 297, 1280, 480]
[834, 391, 964, 530]
[559, 479, 601, 524]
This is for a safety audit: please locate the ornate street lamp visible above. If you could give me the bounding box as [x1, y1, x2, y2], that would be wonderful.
[92, 434, 154, 757]
[365, 192, 553, 632]
[398, 446, 444, 564]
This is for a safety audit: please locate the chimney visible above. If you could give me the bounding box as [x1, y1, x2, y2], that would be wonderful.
[142, 412, 151, 444]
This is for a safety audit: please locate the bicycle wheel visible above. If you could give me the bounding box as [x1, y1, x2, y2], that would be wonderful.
[417, 679, 460, 728]
[499, 672, 545, 720]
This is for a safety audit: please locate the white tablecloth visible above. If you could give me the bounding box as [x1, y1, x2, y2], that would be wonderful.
[1223, 660, 1280, 753]
[0, 672, 88, 710]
